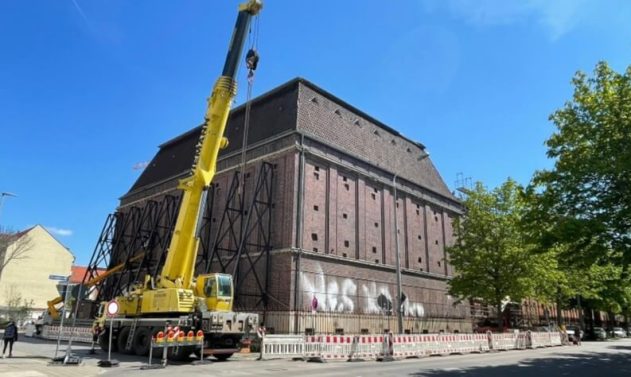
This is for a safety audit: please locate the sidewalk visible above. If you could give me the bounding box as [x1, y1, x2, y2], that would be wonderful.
[0, 351, 103, 377]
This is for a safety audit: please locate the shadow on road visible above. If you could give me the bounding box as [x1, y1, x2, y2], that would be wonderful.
[410, 351, 631, 377]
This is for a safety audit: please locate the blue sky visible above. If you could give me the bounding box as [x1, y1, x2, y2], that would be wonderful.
[1, 0, 630, 265]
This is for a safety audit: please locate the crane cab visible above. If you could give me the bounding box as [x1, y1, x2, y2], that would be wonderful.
[195, 273, 234, 312]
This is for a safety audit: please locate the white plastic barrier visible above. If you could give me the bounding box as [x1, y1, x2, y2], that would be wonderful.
[392, 335, 422, 358]
[260, 331, 565, 362]
[304, 335, 356, 361]
[348, 335, 386, 360]
[516, 332, 530, 349]
[442, 334, 480, 354]
[491, 332, 519, 351]
[42, 325, 93, 343]
[530, 331, 551, 348]
[260, 334, 305, 360]
[472, 333, 491, 353]
[417, 334, 450, 356]
[550, 332, 562, 346]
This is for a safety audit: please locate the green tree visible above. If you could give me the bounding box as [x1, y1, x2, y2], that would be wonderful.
[448, 179, 541, 324]
[528, 61, 631, 266]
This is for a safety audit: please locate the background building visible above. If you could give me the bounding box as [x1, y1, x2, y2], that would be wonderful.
[101, 78, 469, 333]
[0, 225, 74, 319]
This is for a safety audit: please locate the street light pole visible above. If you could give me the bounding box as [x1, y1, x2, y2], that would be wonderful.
[0, 192, 17, 224]
[392, 175, 403, 334]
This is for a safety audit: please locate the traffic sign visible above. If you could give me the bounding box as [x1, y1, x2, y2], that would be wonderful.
[106, 300, 119, 317]
[49, 274, 69, 281]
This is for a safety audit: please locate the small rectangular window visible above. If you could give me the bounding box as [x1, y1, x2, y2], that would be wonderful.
[371, 193, 376, 200]
[313, 205, 319, 211]
[342, 213, 348, 219]
[315, 166, 320, 171]
[372, 246, 377, 253]
[342, 176, 347, 182]
[314, 172, 320, 180]
[416, 209, 420, 215]
[311, 233, 318, 241]
[418, 235, 422, 240]
[344, 183, 350, 191]
[344, 240, 350, 247]
[374, 222, 379, 228]
[418, 257, 422, 263]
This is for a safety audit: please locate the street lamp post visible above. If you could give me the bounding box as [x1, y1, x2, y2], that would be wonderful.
[0, 192, 17, 223]
[392, 175, 403, 334]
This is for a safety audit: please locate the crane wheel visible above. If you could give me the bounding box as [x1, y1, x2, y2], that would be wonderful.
[98, 330, 118, 353]
[168, 345, 194, 362]
[214, 353, 233, 361]
[116, 327, 134, 355]
[132, 327, 152, 356]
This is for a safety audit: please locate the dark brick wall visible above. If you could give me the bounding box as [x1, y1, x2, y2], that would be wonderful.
[297, 155, 456, 283]
[113, 78, 465, 322]
[296, 82, 456, 203]
[294, 255, 466, 318]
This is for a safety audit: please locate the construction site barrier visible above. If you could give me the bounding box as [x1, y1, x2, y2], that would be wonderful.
[529, 331, 549, 348]
[259, 331, 565, 362]
[41, 325, 93, 343]
[490, 332, 521, 351]
[347, 335, 387, 361]
[260, 334, 305, 360]
[550, 332, 562, 346]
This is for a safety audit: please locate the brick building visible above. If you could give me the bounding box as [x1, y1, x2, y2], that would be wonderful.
[118, 78, 468, 334]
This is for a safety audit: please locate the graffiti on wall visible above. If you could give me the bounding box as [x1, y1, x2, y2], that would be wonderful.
[301, 263, 425, 317]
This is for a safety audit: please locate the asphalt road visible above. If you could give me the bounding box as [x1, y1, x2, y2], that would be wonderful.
[2, 336, 631, 377]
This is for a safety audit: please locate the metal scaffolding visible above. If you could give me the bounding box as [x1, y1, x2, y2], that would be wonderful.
[197, 161, 275, 312]
[79, 162, 275, 316]
[81, 194, 181, 303]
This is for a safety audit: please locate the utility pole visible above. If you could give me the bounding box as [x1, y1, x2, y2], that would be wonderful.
[392, 175, 403, 334]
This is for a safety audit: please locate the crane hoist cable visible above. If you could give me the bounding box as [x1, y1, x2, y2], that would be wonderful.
[237, 13, 260, 201]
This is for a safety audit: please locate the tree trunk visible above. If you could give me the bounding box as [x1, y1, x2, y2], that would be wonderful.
[497, 302, 503, 331]
[556, 299, 563, 327]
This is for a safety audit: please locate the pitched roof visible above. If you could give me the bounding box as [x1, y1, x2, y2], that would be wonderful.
[70, 265, 106, 284]
[123, 77, 457, 203]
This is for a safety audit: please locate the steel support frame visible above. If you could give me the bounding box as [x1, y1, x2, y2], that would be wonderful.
[197, 162, 275, 312]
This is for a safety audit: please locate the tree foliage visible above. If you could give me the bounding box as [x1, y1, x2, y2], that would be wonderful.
[0, 226, 33, 279]
[527, 61, 631, 266]
[2, 284, 35, 322]
[447, 179, 541, 321]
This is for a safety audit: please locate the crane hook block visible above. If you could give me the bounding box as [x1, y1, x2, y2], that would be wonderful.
[246, 48, 259, 71]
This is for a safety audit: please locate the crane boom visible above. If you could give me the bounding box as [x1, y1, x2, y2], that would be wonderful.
[159, 0, 262, 289]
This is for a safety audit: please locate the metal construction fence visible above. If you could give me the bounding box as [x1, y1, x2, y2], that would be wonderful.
[41, 325, 93, 343]
[260, 331, 565, 361]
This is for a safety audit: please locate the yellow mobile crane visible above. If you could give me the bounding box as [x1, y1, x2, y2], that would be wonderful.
[95, 0, 262, 360]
